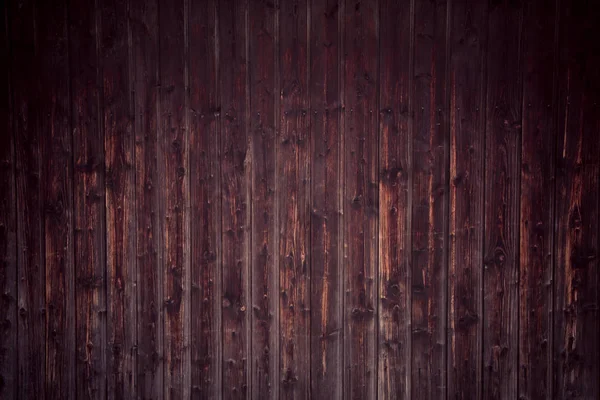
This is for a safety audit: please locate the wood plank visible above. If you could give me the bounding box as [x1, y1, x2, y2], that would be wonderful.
[343, 0, 378, 398]
[219, 0, 251, 397]
[69, 1, 107, 397]
[131, 0, 163, 398]
[410, 0, 448, 398]
[554, 0, 600, 398]
[519, 0, 558, 398]
[278, 0, 310, 398]
[0, 2, 17, 397]
[188, 0, 222, 397]
[309, 0, 343, 398]
[100, 0, 137, 397]
[378, 0, 411, 398]
[10, 1, 46, 397]
[249, 0, 279, 398]
[158, 0, 190, 397]
[37, 0, 76, 397]
[482, 1, 523, 399]
[447, 0, 488, 399]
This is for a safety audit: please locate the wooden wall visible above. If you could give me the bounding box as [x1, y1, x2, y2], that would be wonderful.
[1, 0, 599, 399]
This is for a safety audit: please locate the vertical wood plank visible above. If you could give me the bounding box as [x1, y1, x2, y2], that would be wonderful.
[519, 0, 558, 398]
[343, 0, 378, 398]
[482, 1, 523, 399]
[131, 0, 163, 397]
[0, 2, 17, 397]
[37, 0, 76, 397]
[70, 0, 107, 397]
[158, 0, 190, 397]
[309, 0, 343, 398]
[11, 1, 46, 397]
[447, 0, 487, 399]
[188, 0, 222, 397]
[101, 0, 137, 397]
[554, 0, 600, 398]
[278, 0, 310, 398]
[411, 0, 448, 398]
[220, 0, 251, 397]
[249, 0, 279, 398]
[377, 0, 411, 398]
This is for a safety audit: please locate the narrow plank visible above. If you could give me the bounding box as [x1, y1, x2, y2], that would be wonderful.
[101, 0, 137, 397]
[447, 0, 488, 399]
[219, 0, 251, 397]
[37, 0, 76, 397]
[309, 0, 343, 398]
[131, 0, 163, 398]
[343, 0, 379, 398]
[377, 0, 411, 398]
[518, 0, 558, 398]
[411, 0, 448, 398]
[482, 1, 523, 399]
[69, 1, 107, 397]
[0, 2, 17, 397]
[554, 0, 600, 398]
[10, 0, 46, 397]
[249, 0, 279, 398]
[188, 0, 222, 397]
[278, 0, 310, 398]
[158, 0, 189, 397]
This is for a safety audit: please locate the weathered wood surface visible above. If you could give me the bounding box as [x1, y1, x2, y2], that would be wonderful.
[1, 0, 599, 399]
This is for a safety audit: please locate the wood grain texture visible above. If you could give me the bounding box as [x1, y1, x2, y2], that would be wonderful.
[447, 0, 487, 399]
[0, 3, 17, 397]
[309, 0, 343, 398]
[131, 0, 163, 398]
[3, 1, 600, 398]
[278, 0, 310, 398]
[554, 1, 600, 398]
[188, 0, 222, 397]
[219, 0, 251, 397]
[410, 0, 448, 398]
[343, 0, 378, 398]
[158, 0, 190, 397]
[249, 0, 279, 398]
[482, 1, 523, 399]
[378, 0, 411, 399]
[519, 0, 558, 398]
[101, 0, 137, 397]
[69, 0, 107, 397]
[37, 0, 76, 397]
[10, 1, 46, 398]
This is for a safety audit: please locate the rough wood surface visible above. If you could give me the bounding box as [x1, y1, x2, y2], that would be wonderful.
[1, 0, 599, 398]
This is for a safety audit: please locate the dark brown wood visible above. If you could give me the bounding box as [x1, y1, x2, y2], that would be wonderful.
[0, 2, 17, 397]
[343, 0, 378, 398]
[11, 1, 46, 398]
[131, 0, 163, 398]
[37, 0, 76, 397]
[188, 0, 222, 397]
[447, 0, 487, 399]
[554, 1, 600, 398]
[101, 0, 137, 398]
[249, 0, 279, 398]
[4, 1, 600, 398]
[519, 0, 558, 398]
[378, 0, 411, 398]
[278, 0, 310, 398]
[158, 0, 190, 397]
[309, 0, 343, 398]
[70, 0, 108, 397]
[219, 0, 251, 397]
[410, 0, 448, 398]
[482, 1, 523, 399]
